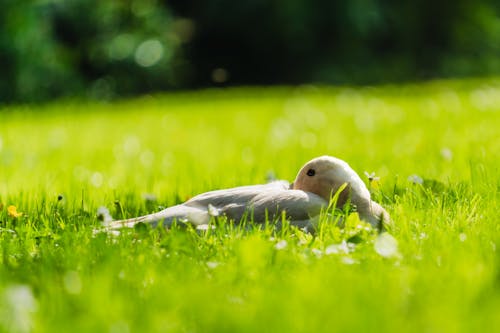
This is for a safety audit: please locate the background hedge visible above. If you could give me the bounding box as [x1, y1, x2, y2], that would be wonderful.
[1, 0, 499, 102]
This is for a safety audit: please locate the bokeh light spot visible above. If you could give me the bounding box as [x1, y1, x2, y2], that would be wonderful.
[140, 150, 155, 167]
[90, 172, 103, 188]
[123, 136, 141, 156]
[211, 68, 229, 83]
[109, 34, 135, 60]
[135, 39, 164, 67]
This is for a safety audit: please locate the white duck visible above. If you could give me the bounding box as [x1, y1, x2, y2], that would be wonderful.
[105, 156, 390, 231]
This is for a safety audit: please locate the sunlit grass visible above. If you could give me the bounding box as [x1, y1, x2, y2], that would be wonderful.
[0, 79, 499, 332]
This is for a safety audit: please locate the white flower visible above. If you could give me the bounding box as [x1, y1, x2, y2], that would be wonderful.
[341, 257, 358, 265]
[325, 240, 350, 255]
[92, 229, 121, 238]
[195, 224, 216, 231]
[274, 240, 288, 250]
[374, 233, 401, 258]
[364, 171, 380, 182]
[96, 206, 113, 226]
[408, 174, 423, 184]
[206, 261, 220, 269]
[440, 148, 453, 161]
[311, 248, 323, 258]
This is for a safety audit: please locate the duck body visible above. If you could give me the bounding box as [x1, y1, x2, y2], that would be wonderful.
[107, 180, 327, 230]
[105, 156, 390, 231]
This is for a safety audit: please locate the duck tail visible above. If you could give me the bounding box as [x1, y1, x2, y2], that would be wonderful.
[103, 204, 210, 230]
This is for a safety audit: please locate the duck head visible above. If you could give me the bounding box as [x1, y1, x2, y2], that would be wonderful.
[292, 156, 371, 206]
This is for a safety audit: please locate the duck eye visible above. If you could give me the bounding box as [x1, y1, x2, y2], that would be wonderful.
[306, 169, 315, 177]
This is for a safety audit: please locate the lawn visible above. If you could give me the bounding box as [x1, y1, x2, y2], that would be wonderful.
[0, 79, 499, 332]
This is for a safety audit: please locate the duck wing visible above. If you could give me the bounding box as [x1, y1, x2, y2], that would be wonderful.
[183, 182, 327, 223]
[239, 189, 327, 222]
[105, 181, 292, 229]
[184, 181, 290, 208]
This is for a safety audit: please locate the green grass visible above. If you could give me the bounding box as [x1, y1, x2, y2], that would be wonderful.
[1, 79, 499, 333]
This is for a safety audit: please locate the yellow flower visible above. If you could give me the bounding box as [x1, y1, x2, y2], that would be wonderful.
[7, 205, 23, 218]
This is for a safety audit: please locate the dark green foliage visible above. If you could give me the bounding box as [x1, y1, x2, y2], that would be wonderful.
[173, 0, 500, 85]
[1, 0, 500, 102]
[0, 0, 180, 102]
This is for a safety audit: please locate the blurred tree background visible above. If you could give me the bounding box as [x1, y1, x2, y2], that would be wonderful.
[1, 0, 499, 102]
